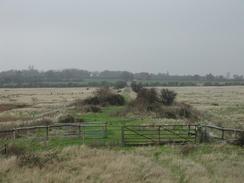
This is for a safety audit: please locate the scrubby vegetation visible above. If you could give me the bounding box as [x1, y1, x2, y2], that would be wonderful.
[131, 81, 143, 93]
[127, 87, 200, 121]
[84, 87, 125, 106]
[114, 80, 127, 89]
[159, 89, 177, 106]
[58, 114, 75, 123]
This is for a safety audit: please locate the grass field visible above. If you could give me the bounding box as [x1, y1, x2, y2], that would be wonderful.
[1, 86, 244, 128]
[1, 86, 244, 183]
[1, 144, 244, 183]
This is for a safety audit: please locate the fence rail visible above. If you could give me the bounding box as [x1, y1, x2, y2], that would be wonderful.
[121, 125, 197, 146]
[0, 123, 243, 146]
[0, 122, 107, 144]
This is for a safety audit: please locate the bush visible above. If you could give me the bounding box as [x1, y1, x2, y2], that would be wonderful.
[114, 81, 127, 89]
[83, 105, 102, 113]
[84, 87, 125, 106]
[58, 114, 75, 123]
[84, 96, 100, 105]
[178, 102, 199, 120]
[131, 81, 143, 93]
[159, 89, 177, 105]
[106, 94, 125, 105]
[137, 88, 159, 105]
[159, 104, 200, 120]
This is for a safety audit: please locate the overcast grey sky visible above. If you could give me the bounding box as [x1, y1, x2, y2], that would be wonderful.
[0, 0, 243, 75]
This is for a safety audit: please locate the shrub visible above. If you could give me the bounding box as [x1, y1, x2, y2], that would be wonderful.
[84, 87, 125, 106]
[159, 89, 177, 105]
[133, 88, 160, 112]
[84, 96, 100, 105]
[114, 81, 127, 89]
[137, 88, 159, 105]
[106, 94, 125, 105]
[178, 102, 199, 120]
[155, 103, 200, 120]
[58, 114, 75, 123]
[156, 107, 177, 119]
[83, 105, 102, 113]
[131, 81, 143, 93]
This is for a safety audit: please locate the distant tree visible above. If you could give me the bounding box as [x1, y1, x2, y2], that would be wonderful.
[233, 75, 244, 81]
[206, 73, 215, 81]
[193, 74, 201, 81]
[120, 71, 134, 81]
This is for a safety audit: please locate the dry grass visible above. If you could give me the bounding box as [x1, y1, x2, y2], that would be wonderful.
[1, 145, 244, 183]
[0, 146, 174, 183]
[0, 88, 96, 128]
[156, 86, 244, 128]
[1, 86, 244, 128]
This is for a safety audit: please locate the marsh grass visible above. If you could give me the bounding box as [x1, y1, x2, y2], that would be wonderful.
[1, 144, 244, 183]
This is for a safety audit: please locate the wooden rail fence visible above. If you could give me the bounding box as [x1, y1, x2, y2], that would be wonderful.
[0, 123, 243, 146]
[121, 124, 244, 146]
[199, 125, 244, 141]
[0, 122, 107, 144]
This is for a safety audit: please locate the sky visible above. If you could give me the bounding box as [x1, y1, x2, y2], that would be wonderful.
[0, 0, 243, 75]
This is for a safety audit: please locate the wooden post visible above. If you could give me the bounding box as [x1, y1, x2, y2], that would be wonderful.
[78, 124, 81, 137]
[121, 126, 125, 146]
[46, 126, 49, 141]
[82, 125, 85, 144]
[222, 129, 225, 140]
[158, 126, 161, 144]
[104, 122, 108, 138]
[234, 130, 237, 139]
[4, 144, 7, 154]
[188, 125, 191, 136]
[13, 129, 16, 140]
[195, 126, 197, 143]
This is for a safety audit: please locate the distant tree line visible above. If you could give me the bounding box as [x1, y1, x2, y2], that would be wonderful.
[0, 68, 243, 88]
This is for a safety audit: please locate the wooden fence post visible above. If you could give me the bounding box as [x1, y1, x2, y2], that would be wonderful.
[78, 124, 81, 137]
[82, 125, 85, 144]
[121, 126, 125, 146]
[158, 126, 161, 144]
[13, 129, 16, 140]
[222, 129, 225, 140]
[195, 125, 197, 143]
[4, 144, 7, 154]
[104, 122, 108, 138]
[46, 126, 49, 141]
